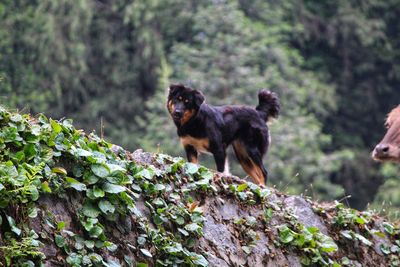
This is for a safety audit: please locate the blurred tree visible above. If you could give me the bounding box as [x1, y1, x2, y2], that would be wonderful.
[139, 0, 346, 200]
[370, 163, 400, 220]
[291, 0, 400, 209]
[0, 0, 92, 114]
[0, 0, 166, 148]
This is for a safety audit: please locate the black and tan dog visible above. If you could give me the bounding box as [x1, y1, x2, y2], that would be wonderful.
[167, 84, 280, 185]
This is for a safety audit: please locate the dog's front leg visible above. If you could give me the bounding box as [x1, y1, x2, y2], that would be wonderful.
[212, 149, 226, 173]
[184, 145, 198, 164]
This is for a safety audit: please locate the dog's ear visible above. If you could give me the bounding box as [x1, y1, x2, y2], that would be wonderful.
[168, 84, 185, 97]
[193, 90, 205, 108]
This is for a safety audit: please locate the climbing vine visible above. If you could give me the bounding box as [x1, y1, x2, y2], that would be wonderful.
[0, 106, 398, 267]
[0, 107, 210, 266]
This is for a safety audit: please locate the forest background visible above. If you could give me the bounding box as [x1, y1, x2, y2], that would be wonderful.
[1, 0, 399, 217]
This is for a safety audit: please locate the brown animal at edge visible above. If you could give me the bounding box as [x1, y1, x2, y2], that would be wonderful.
[372, 105, 400, 162]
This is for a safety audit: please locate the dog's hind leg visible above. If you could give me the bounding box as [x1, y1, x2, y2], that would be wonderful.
[246, 147, 268, 185]
[232, 140, 267, 185]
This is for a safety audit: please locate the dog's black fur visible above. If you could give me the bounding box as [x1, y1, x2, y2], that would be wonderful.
[167, 84, 280, 185]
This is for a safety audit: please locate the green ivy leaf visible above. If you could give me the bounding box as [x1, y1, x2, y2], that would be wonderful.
[340, 230, 353, 240]
[82, 203, 101, 218]
[178, 228, 189, 236]
[152, 198, 164, 206]
[21, 261, 35, 267]
[93, 187, 105, 198]
[50, 119, 62, 134]
[237, 183, 248, 192]
[264, 208, 273, 222]
[28, 185, 39, 201]
[83, 174, 99, 185]
[74, 236, 85, 250]
[319, 238, 338, 253]
[355, 216, 367, 225]
[30, 124, 41, 136]
[102, 182, 126, 194]
[83, 218, 98, 231]
[66, 253, 82, 266]
[175, 216, 185, 225]
[10, 114, 23, 122]
[106, 259, 122, 267]
[278, 224, 294, 244]
[104, 241, 118, 252]
[89, 225, 103, 238]
[341, 257, 351, 265]
[140, 249, 152, 258]
[24, 143, 37, 160]
[380, 244, 391, 255]
[6, 215, 21, 236]
[184, 162, 199, 174]
[75, 148, 93, 157]
[382, 222, 394, 235]
[57, 221, 66, 231]
[88, 253, 103, 263]
[98, 200, 115, 214]
[185, 223, 202, 234]
[190, 253, 208, 266]
[27, 206, 38, 218]
[165, 243, 183, 253]
[301, 256, 312, 266]
[137, 236, 147, 246]
[55, 234, 66, 248]
[155, 184, 166, 191]
[41, 181, 52, 193]
[107, 163, 126, 174]
[371, 229, 385, 238]
[135, 168, 152, 180]
[91, 164, 110, 178]
[354, 233, 372, 246]
[66, 177, 87, 191]
[72, 165, 84, 178]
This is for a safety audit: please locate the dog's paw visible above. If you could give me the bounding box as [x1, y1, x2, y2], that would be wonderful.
[213, 173, 223, 183]
[213, 172, 230, 184]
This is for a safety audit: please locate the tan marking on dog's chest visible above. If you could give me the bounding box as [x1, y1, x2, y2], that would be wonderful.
[180, 136, 210, 154]
[180, 109, 195, 125]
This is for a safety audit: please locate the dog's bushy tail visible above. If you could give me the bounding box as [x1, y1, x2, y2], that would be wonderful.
[256, 90, 280, 122]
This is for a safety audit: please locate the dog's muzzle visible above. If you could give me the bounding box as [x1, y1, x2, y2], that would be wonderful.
[172, 110, 183, 120]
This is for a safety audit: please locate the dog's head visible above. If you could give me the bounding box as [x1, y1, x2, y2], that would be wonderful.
[167, 84, 205, 125]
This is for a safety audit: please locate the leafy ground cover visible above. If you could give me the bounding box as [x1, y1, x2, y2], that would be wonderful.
[0, 107, 398, 266]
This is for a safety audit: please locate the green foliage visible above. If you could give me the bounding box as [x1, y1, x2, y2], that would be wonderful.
[328, 201, 400, 266]
[277, 224, 338, 266]
[0, 106, 399, 266]
[0, 106, 215, 266]
[0, 0, 399, 213]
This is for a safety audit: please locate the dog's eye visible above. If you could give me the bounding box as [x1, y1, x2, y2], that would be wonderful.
[184, 99, 189, 103]
[178, 96, 183, 101]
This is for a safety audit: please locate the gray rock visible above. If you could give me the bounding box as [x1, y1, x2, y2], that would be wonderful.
[283, 196, 328, 235]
